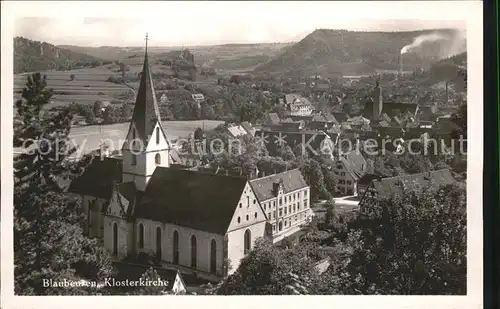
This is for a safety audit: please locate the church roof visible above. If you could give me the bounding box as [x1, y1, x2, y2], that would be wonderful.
[250, 169, 308, 202]
[130, 46, 163, 145]
[135, 168, 248, 235]
[68, 157, 122, 199]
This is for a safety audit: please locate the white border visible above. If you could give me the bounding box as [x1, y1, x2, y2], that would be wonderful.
[1, 1, 483, 309]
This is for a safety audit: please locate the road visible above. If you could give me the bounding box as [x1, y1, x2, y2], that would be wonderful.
[332, 195, 360, 213]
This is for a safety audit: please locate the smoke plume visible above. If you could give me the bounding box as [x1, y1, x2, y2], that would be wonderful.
[400, 29, 466, 58]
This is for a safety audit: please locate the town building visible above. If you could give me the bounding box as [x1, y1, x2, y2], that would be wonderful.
[333, 151, 368, 196]
[358, 169, 454, 216]
[249, 169, 313, 243]
[69, 42, 272, 281]
[285, 94, 314, 116]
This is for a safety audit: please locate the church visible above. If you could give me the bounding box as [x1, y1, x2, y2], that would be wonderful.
[69, 37, 313, 281]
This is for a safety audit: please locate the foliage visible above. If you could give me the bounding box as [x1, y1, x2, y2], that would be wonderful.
[342, 182, 466, 294]
[14, 37, 106, 73]
[14, 73, 113, 295]
[216, 238, 328, 295]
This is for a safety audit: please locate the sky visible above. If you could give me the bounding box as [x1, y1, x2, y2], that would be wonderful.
[9, 1, 473, 47]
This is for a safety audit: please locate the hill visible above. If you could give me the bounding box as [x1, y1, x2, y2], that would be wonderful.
[254, 28, 466, 78]
[14, 37, 109, 73]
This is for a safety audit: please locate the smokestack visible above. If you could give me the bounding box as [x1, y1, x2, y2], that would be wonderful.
[445, 81, 449, 105]
[399, 54, 403, 76]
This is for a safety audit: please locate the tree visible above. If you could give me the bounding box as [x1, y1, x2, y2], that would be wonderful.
[194, 127, 204, 140]
[450, 103, 467, 138]
[93, 101, 103, 118]
[131, 268, 169, 295]
[13, 73, 113, 295]
[216, 238, 328, 295]
[342, 182, 466, 294]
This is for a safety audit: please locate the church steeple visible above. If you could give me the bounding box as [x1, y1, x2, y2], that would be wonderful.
[129, 33, 162, 146]
[121, 34, 170, 192]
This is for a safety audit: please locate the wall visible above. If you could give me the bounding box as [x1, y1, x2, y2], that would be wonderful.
[135, 218, 225, 276]
[258, 187, 312, 242]
[225, 182, 269, 273]
[122, 121, 170, 191]
[103, 215, 134, 259]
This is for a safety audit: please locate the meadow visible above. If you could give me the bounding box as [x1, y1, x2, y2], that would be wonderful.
[14, 66, 131, 108]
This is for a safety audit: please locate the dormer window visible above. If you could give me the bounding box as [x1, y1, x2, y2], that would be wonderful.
[156, 127, 160, 144]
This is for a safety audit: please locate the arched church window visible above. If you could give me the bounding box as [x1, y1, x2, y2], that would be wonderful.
[155, 153, 161, 165]
[210, 239, 217, 274]
[156, 227, 162, 260]
[112, 223, 118, 256]
[138, 223, 144, 249]
[244, 229, 251, 254]
[156, 127, 160, 144]
[190, 235, 197, 268]
[173, 230, 179, 264]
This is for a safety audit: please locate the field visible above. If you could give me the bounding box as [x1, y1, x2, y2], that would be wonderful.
[68, 119, 223, 154]
[14, 66, 131, 108]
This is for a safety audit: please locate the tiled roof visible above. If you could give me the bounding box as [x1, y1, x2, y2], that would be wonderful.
[265, 113, 281, 125]
[130, 50, 163, 145]
[357, 173, 381, 186]
[227, 125, 248, 137]
[135, 168, 248, 235]
[380, 103, 419, 118]
[339, 151, 367, 181]
[372, 169, 454, 199]
[250, 169, 308, 202]
[68, 157, 122, 199]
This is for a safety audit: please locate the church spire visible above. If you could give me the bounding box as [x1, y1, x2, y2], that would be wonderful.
[129, 33, 161, 146]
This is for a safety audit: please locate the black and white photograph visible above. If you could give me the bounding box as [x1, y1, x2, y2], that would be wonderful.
[1, 1, 483, 308]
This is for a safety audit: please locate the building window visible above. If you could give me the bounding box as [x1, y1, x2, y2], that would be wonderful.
[155, 153, 161, 165]
[190, 235, 197, 268]
[131, 154, 137, 166]
[279, 209, 282, 216]
[268, 212, 271, 220]
[156, 127, 160, 144]
[284, 221, 287, 227]
[244, 229, 251, 254]
[341, 172, 346, 176]
[132, 128, 136, 140]
[237, 217, 241, 223]
[263, 204, 266, 210]
[254, 212, 257, 219]
[273, 201, 276, 207]
[239, 203, 242, 208]
[303, 199, 308, 208]
[278, 221, 283, 231]
[173, 230, 179, 264]
[337, 165, 343, 170]
[273, 225, 276, 231]
[138, 223, 144, 249]
[288, 205, 291, 213]
[253, 199, 256, 204]
[246, 214, 249, 221]
[112, 222, 118, 256]
[156, 227, 162, 261]
[347, 180, 352, 185]
[210, 239, 217, 274]
[284, 208, 287, 215]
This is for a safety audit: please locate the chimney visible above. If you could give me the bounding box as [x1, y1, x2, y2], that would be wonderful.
[445, 81, 449, 105]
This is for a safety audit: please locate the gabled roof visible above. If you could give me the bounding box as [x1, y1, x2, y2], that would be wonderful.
[380, 102, 419, 118]
[371, 169, 454, 200]
[68, 157, 122, 199]
[130, 47, 163, 144]
[135, 168, 248, 235]
[265, 113, 281, 125]
[338, 151, 367, 181]
[250, 169, 308, 202]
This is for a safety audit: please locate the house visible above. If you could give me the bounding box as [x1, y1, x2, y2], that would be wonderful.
[159, 93, 169, 104]
[249, 169, 313, 243]
[358, 169, 454, 216]
[191, 93, 205, 107]
[68, 43, 271, 281]
[333, 151, 368, 196]
[263, 113, 281, 125]
[307, 113, 339, 130]
[227, 124, 249, 138]
[241, 121, 256, 136]
[356, 173, 381, 196]
[285, 94, 314, 116]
